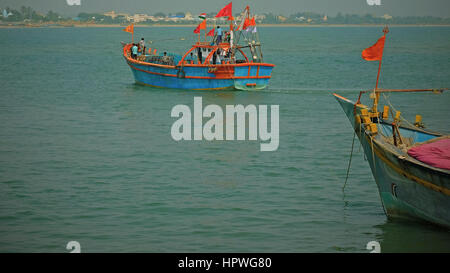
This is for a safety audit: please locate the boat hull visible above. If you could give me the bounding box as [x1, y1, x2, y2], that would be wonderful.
[334, 94, 450, 228]
[126, 58, 274, 90]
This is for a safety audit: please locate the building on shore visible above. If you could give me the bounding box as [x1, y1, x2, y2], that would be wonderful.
[127, 14, 153, 23]
[103, 11, 129, 19]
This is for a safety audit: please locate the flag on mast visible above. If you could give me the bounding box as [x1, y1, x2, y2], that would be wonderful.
[194, 19, 206, 34]
[243, 18, 250, 30]
[245, 17, 257, 32]
[199, 13, 206, 20]
[122, 24, 134, 34]
[362, 35, 386, 61]
[215, 2, 232, 18]
[363, 26, 389, 100]
[122, 24, 134, 42]
[207, 28, 215, 36]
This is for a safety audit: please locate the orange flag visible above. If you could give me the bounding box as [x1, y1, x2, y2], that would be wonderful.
[215, 2, 232, 18]
[122, 24, 134, 34]
[194, 19, 206, 33]
[362, 35, 386, 61]
[199, 19, 206, 30]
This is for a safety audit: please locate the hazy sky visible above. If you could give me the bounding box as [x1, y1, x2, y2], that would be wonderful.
[1, 0, 449, 17]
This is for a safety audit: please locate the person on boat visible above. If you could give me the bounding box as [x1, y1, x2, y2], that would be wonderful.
[216, 26, 223, 44]
[162, 52, 173, 65]
[224, 32, 230, 43]
[131, 43, 138, 59]
[212, 51, 217, 65]
[185, 52, 194, 64]
[139, 38, 146, 55]
[197, 47, 203, 64]
[220, 48, 227, 63]
[215, 49, 223, 64]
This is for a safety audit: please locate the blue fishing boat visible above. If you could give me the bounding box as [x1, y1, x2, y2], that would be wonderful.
[122, 5, 274, 90]
[334, 27, 450, 228]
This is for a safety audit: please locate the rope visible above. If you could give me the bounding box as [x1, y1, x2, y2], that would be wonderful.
[382, 92, 417, 129]
[370, 135, 376, 175]
[358, 119, 363, 153]
[343, 130, 356, 192]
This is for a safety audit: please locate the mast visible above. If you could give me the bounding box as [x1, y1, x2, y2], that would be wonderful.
[372, 26, 389, 113]
[231, 6, 263, 63]
[231, 6, 249, 61]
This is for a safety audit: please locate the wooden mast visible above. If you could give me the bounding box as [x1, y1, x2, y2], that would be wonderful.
[373, 26, 389, 113]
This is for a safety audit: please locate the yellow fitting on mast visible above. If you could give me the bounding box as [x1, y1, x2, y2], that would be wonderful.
[414, 115, 424, 128]
[415, 115, 422, 123]
[394, 111, 401, 122]
[382, 105, 389, 119]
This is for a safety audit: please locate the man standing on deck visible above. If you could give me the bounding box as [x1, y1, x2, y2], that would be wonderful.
[139, 38, 146, 55]
[186, 52, 194, 64]
[216, 26, 223, 45]
[131, 44, 138, 59]
[197, 47, 203, 64]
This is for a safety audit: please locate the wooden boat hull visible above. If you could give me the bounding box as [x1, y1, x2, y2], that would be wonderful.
[125, 57, 274, 90]
[334, 94, 450, 228]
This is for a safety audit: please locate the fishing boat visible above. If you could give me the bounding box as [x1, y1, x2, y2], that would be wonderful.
[334, 27, 450, 228]
[121, 4, 275, 90]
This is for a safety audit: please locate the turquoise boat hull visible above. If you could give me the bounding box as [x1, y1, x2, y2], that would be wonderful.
[334, 93, 450, 228]
[125, 58, 274, 90]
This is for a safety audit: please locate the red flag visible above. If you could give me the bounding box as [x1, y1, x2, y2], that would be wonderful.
[215, 2, 232, 18]
[207, 28, 215, 36]
[122, 24, 134, 34]
[194, 19, 206, 33]
[194, 25, 200, 34]
[362, 35, 386, 61]
[242, 18, 250, 30]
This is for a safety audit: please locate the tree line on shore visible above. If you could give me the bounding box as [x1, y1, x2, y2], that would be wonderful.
[1, 6, 450, 25]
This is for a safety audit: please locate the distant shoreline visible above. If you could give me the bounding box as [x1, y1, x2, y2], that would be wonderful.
[1, 23, 450, 29]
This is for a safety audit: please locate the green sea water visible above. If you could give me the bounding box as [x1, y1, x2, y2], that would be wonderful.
[0, 26, 449, 253]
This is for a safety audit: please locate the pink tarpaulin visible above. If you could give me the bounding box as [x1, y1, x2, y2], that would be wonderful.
[407, 138, 450, 170]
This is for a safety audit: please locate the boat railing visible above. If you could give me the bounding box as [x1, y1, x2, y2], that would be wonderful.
[145, 55, 175, 66]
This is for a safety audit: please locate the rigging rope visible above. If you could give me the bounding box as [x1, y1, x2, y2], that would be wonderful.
[381, 92, 419, 129]
[343, 130, 356, 192]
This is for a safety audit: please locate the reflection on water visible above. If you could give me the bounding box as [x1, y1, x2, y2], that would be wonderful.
[375, 219, 450, 253]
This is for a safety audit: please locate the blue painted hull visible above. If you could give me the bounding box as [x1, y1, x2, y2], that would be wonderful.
[126, 58, 274, 90]
[334, 94, 450, 228]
